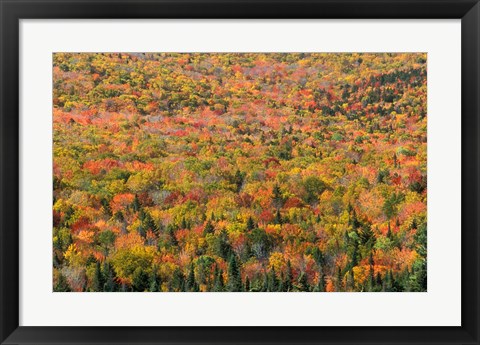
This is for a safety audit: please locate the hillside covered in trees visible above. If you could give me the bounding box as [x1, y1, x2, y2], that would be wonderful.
[53, 53, 427, 292]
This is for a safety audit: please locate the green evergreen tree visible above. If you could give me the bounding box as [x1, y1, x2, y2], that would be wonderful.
[350, 240, 359, 268]
[215, 229, 232, 260]
[149, 267, 159, 292]
[261, 271, 269, 292]
[311, 247, 324, 266]
[100, 197, 112, 217]
[227, 255, 243, 291]
[367, 252, 375, 291]
[387, 222, 393, 239]
[376, 272, 382, 290]
[246, 216, 256, 231]
[409, 222, 427, 291]
[213, 266, 225, 292]
[384, 269, 395, 292]
[186, 263, 196, 292]
[143, 212, 157, 235]
[284, 260, 293, 291]
[335, 266, 343, 291]
[278, 273, 285, 292]
[167, 224, 178, 247]
[137, 224, 146, 238]
[360, 225, 376, 246]
[274, 209, 283, 225]
[203, 220, 214, 235]
[181, 217, 189, 230]
[172, 268, 186, 292]
[132, 194, 141, 212]
[272, 184, 284, 209]
[244, 276, 250, 292]
[349, 208, 361, 229]
[114, 211, 124, 222]
[411, 218, 418, 230]
[132, 267, 149, 291]
[103, 263, 116, 292]
[267, 267, 279, 291]
[91, 261, 104, 291]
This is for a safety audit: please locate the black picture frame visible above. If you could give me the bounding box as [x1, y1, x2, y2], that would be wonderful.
[1, 0, 479, 344]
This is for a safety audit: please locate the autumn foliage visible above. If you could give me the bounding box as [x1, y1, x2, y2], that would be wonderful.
[53, 53, 427, 292]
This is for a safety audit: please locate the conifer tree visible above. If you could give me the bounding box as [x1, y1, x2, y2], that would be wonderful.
[167, 224, 178, 246]
[267, 267, 279, 291]
[149, 267, 159, 292]
[132, 267, 149, 291]
[272, 184, 284, 210]
[244, 276, 250, 292]
[186, 263, 196, 292]
[387, 222, 393, 240]
[335, 266, 343, 291]
[215, 229, 232, 260]
[203, 220, 214, 235]
[213, 265, 225, 292]
[279, 273, 285, 292]
[227, 255, 243, 291]
[91, 261, 104, 292]
[132, 194, 141, 212]
[367, 252, 375, 291]
[284, 260, 293, 291]
[274, 209, 282, 225]
[384, 269, 394, 292]
[181, 217, 189, 230]
[376, 272, 382, 290]
[312, 247, 324, 266]
[103, 262, 116, 292]
[246, 216, 256, 231]
[261, 271, 269, 292]
[172, 268, 186, 292]
[143, 212, 157, 235]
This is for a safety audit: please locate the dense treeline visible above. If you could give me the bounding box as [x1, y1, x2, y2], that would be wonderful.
[53, 53, 427, 292]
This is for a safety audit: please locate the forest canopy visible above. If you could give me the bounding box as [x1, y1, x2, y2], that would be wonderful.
[53, 53, 427, 292]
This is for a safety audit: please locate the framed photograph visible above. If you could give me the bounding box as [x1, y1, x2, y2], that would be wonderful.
[1, 0, 479, 344]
